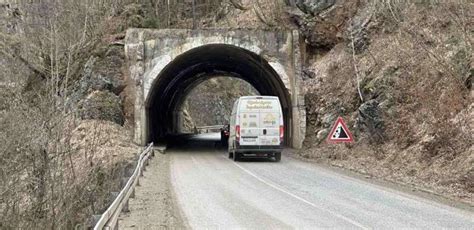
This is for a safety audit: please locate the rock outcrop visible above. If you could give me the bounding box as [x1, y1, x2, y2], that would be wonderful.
[296, 0, 336, 15]
[288, 1, 360, 49]
[68, 45, 128, 126]
[356, 99, 385, 144]
[79, 90, 124, 125]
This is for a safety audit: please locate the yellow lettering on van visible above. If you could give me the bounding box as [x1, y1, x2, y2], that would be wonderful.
[246, 100, 272, 109]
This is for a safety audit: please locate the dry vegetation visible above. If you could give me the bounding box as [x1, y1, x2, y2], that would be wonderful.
[0, 0, 472, 228]
[0, 1, 143, 228]
[301, 1, 473, 204]
[1, 0, 242, 227]
[0, 0, 225, 228]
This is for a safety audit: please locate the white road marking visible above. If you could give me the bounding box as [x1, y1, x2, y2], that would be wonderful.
[285, 155, 474, 219]
[231, 161, 370, 230]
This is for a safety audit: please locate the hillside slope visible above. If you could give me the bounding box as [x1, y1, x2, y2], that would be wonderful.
[298, 1, 473, 204]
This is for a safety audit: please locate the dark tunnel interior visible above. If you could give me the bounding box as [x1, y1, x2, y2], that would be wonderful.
[146, 44, 293, 146]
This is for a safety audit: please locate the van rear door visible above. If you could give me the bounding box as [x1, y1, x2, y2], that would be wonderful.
[238, 97, 281, 147]
[238, 102, 260, 146]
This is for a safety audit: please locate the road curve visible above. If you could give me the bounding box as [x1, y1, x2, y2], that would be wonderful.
[169, 134, 473, 229]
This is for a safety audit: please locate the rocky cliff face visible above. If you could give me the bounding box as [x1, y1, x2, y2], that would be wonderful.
[70, 46, 129, 127]
[180, 101, 196, 132]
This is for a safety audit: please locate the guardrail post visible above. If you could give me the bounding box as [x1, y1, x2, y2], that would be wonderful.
[130, 187, 135, 198]
[122, 198, 130, 213]
[150, 149, 155, 157]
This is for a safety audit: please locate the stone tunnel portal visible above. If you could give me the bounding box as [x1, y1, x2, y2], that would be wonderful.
[146, 44, 293, 145]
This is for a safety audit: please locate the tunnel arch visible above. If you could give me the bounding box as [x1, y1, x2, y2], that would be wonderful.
[145, 44, 293, 145]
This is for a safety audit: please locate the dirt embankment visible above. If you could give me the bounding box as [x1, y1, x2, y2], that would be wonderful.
[65, 119, 141, 227]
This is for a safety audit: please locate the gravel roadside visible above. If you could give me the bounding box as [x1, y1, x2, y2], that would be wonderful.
[118, 150, 186, 229]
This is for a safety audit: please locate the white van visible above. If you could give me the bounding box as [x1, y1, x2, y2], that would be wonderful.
[228, 96, 284, 162]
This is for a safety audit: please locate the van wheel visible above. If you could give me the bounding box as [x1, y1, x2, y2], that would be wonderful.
[233, 152, 241, 162]
[274, 152, 281, 162]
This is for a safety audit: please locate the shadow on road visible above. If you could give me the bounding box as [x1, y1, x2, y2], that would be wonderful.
[166, 133, 223, 150]
[165, 133, 276, 163]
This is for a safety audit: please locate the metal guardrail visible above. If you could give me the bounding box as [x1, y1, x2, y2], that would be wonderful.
[93, 143, 155, 230]
[194, 125, 223, 134]
[196, 125, 222, 129]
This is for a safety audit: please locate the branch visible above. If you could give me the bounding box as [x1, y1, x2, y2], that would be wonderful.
[350, 21, 364, 102]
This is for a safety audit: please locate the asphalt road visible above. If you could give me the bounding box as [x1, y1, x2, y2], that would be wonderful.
[169, 133, 473, 229]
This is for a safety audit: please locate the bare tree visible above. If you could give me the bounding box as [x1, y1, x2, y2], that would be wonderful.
[0, 0, 137, 228]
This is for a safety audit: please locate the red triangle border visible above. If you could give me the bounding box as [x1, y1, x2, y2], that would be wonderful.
[327, 117, 354, 143]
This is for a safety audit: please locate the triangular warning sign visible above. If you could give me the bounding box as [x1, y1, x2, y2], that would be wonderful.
[327, 117, 354, 143]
